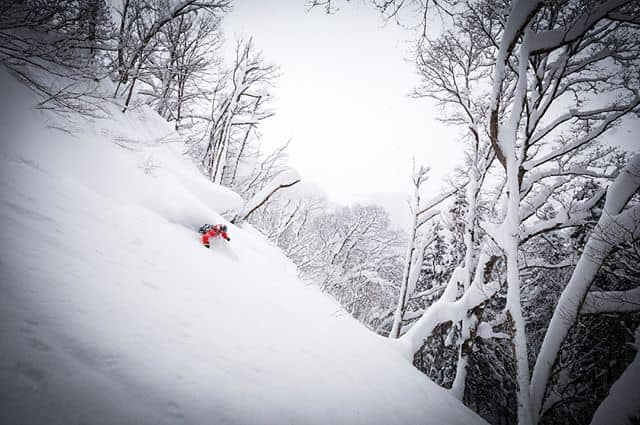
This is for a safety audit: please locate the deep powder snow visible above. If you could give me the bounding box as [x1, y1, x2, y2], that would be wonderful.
[0, 70, 485, 425]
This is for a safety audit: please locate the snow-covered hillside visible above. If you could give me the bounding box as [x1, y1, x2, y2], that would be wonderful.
[0, 70, 485, 425]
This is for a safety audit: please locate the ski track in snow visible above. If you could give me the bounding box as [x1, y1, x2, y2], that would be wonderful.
[0, 70, 486, 425]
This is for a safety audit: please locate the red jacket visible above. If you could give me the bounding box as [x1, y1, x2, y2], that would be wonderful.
[202, 225, 230, 245]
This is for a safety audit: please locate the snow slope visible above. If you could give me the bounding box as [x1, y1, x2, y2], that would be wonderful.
[0, 70, 485, 425]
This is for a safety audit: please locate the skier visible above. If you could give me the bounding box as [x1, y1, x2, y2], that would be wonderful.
[199, 224, 231, 248]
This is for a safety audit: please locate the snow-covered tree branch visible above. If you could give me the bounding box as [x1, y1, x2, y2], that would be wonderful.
[233, 169, 301, 223]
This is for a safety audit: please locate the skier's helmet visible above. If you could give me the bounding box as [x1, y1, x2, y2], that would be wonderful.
[220, 224, 228, 232]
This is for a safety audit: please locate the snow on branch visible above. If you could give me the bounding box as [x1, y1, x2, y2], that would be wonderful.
[479, 220, 502, 247]
[477, 322, 509, 340]
[416, 182, 464, 217]
[605, 155, 640, 213]
[581, 287, 640, 314]
[520, 258, 575, 271]
[233, 169, 301, 223]
[520, 167, 616, 198]
[523, 95, 640, 171]
[520, 188, 606, 243]
[488, 0, 543, 169]
[527, 103, 639, 150]
[519, 178, 571, 221]
[528, 0, 631, 54]
[410, 284, 447, 301]
[395, 248, 500, 359]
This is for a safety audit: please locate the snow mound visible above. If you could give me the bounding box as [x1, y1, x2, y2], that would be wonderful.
[0, 70, 485, 425]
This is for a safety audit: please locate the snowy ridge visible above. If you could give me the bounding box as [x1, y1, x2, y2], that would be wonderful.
[0, 70, 485, 425]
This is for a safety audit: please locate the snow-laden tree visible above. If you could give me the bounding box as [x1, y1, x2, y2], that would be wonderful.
[249, 192, 406, 330]
[308, 204, 405, 327]
[312, 1, 640, 424]
[410, 10, 511, 402]
[0, 0, 115, 113]
[247, 190, 326, 260]
[200, 39, 278, 184]
[138, 13, 223, 130]
[115, 0, 230, 112]
[420, 1, 639, 423]
[389, 162, 432, 338]
[479, 3, 640, 423]
[530, 153, 640, 423]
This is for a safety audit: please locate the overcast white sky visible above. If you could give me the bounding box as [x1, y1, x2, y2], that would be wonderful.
[222, 0, 463, 224]
[222, 0, 640, 228]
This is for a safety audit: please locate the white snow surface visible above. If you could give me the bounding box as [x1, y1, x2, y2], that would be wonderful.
[0, 71, 485, 425]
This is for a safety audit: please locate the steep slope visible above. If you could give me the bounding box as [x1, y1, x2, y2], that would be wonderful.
[0, 70, 485, 425]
